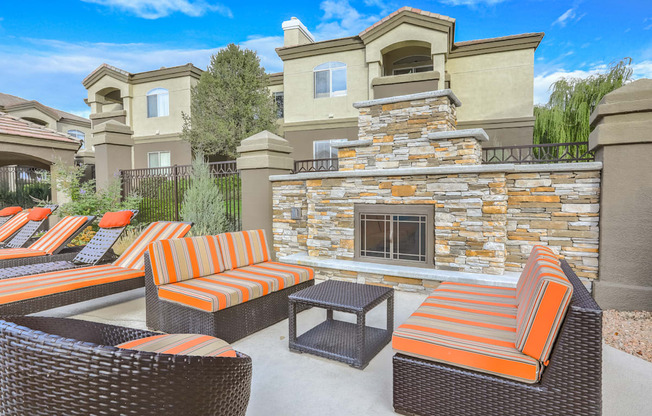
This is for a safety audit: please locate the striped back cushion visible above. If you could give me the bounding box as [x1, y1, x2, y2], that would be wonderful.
[116, 333, 236, 357]
[113, 222, 192, 270]
[516, 261, 573, 363]
[218, 229, 270, 270]
[0, 211, 30, 242]
[516, 245, 560, 305]
[28, 216, 88, 255]
[148, 235, 226, 285]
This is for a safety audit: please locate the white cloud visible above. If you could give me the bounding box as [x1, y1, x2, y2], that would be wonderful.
[82, 0, 232, 19]
[68, 109, 92, 119]
[632, 60, 652, 79]
[439, 0, 507, 6]
[313, 0, 380, 40]
[241, 36, 284, 73]
[553, 8, 576, 27]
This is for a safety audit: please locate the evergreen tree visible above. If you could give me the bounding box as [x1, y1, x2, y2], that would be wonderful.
[182, 44, 277, 158]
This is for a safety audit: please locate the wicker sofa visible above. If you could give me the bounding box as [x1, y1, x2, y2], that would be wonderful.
[0, 316, 251, 416]
[145, 229, 315, 342]
[392, 246, 602, 416]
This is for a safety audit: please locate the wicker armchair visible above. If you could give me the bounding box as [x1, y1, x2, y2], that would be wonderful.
[392, 260, 602, 416]
[0, 316, 252, 416]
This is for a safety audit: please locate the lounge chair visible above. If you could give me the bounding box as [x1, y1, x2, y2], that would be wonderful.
[0, 316, 251, 416]
[0, 221, 192, 315]
[0, 210, 138, 279]
[0, 206, 22, 227]
[0, 215, 95, 268]
[0, 204, 58, 246]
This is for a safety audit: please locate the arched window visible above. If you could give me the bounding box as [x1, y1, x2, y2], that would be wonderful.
[68, 130, 86, 150]
[147, 88, 169, 118]
[314, 62, 346, 98]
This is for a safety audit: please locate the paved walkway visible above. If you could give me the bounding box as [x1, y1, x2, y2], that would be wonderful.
[35, 286, 652, 416]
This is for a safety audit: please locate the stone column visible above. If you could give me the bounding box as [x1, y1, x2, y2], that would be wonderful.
[237, 131, 294, 260]
[589, 79, 652, 311]
[92, 120, 134, 189]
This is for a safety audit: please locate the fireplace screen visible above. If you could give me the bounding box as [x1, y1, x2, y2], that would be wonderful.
[354, 202, 434, 266]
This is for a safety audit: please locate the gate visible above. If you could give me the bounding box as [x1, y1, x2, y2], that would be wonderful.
[0, 166, 51, 208]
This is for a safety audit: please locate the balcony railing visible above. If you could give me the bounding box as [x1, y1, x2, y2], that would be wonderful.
[292, 158, 339, 173]
[482, 142, 595, 164]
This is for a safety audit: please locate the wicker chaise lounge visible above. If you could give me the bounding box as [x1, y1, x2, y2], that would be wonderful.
[0, 204, 58, 246]
[0, 316, 252, 416]
[392, 246, 602, 416]
[0, 210, 138, 279]
[0, 206, 22, 226]
[0, 214, 95, 267]
[145, 230, 315, 342]
[0, 221, 192, 315]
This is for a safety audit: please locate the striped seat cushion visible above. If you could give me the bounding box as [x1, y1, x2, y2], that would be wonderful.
[218, 229, 270, 270]
[157, 262, 313, 313]
[392, 288, 541, 384]
[429, 282, 518, 309]
[516, 245, 560, 305]
[0, 248, 47, 260]
[27, 215, 89, 255]
[149, 236, 225, 285]
[0, 265, 143, 305]
[516, 260, 573, 363]
[0, 211, 30, 242]
[116, 334, 236, 357]
[113, 222, 193, 270]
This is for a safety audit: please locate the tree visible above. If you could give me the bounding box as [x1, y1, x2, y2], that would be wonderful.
[180, 153, 230, 236]
[182, 44, 277, 158]
[534, 58, 633, 146]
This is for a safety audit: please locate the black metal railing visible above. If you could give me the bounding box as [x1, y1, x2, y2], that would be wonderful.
[292, 158, 339, 173]
[482, 142, 595, 164]
[0, 166, 51, 208]
[120, 161, 241, 229]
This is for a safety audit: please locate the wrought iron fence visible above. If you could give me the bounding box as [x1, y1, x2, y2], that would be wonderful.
[482, 142, 595, 164]
[292, 158, 339, 173]
[0, 166, 51, 208]
[121, 161, 241, 229]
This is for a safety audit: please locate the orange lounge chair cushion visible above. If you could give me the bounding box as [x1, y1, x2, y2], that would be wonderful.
[117, 333, 236, 357]
[0, 211, 31, 242]
[26, 207, 52, 221]
[0, 207, 22, 217]
[98, 211, 134, 229]
[0, 248, 47, 260]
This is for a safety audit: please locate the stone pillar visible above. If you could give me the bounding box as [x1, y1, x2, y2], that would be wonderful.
[237, 131, 294, 260]
[589, 79, 652, 311]
[92, 120, 134, 189]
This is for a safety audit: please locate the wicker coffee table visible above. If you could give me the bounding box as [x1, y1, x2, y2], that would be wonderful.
[288, 280, 394, 369]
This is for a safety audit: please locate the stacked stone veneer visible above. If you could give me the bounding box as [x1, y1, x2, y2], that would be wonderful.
[271, 90, 601, 287]
[337, 91, 485, 170]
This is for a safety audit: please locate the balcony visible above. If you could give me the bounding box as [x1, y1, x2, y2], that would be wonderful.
[371, 71, 440, 99]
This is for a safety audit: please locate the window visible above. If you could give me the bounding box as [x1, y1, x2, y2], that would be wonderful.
[314, 139, 346, 159]
[274, 92, 284, 119]
[148, 151, 171, 168]
[147, 88, 169, 118]
[355, 204, 433, 267]
[392, 55, 434, 75]
[314, 62, 347, 98]
[67, 130, 86, 150]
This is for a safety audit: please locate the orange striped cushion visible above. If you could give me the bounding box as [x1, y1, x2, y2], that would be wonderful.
[218, 229, 270, 270]
[148, 236, 225, 285]
[116, 334, 236, 357]
[0, 211, 30, 242]
[28, 216, 88, 254]
[515, 261, 573, 363]
[0, 265, 143, 305]
[113, 222, 193, 270]
[393, 288, 541, 383]
[516, 245, 560, 305]
[0, 248, 47, 260]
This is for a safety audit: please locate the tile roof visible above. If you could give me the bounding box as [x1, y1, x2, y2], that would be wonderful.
[359, 7, 455, 36]
[0, 92, 89, 124]
[454, 33, 544, 47]
[0, 112, 79, 144]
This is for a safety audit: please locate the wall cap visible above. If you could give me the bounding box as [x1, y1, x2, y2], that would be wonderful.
[92, 119, 133, 135]
[353, 89, 462, 108]
[269, 161, 602, 181]
[371, 71, 440, 87]
[429, 128, 489, 141]
[331, 139, 373, 148]
[237, 130, 293, 154]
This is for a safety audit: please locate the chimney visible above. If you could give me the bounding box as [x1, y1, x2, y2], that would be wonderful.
[282, 17, 315, 47]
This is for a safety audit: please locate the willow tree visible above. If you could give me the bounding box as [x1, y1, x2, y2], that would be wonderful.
[534, 59, 633, 152]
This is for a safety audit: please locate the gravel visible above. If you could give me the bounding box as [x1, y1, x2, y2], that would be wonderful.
[603, 310, 652, 363]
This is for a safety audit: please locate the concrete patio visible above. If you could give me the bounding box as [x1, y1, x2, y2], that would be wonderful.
[35, 283, 651, 416]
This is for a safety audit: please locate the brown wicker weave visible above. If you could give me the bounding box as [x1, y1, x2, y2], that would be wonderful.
[392, 259, 602, 416]
[144, 253, 315, 343]
[0, 316, 252, 416]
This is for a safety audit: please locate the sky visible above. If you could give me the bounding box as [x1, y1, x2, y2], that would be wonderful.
[0, 0, 650, 118]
